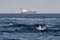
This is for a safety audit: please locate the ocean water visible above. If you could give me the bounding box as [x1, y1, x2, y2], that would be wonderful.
[1, 13, 60, 40]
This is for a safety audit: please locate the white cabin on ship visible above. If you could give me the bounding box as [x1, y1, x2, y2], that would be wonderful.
[21, 9, 37, 14]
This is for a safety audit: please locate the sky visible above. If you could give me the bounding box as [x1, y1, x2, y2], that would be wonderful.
[0, 0, 60, 13]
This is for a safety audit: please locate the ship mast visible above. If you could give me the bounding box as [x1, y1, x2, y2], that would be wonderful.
[20, 8, 23, 13]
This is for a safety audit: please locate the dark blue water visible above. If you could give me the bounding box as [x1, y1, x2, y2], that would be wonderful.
[1, 13, 60, 40]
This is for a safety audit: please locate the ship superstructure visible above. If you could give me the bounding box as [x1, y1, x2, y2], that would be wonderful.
[20, 8, 37, 14]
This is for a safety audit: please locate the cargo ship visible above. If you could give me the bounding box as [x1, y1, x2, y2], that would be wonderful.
[20, 9, 37, 14]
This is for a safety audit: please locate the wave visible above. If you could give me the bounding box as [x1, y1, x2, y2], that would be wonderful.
[0, 23, 60, 33]
[0, 18, 60, 33]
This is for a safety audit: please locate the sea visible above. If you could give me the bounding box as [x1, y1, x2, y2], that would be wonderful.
[1, 13, 60, 40]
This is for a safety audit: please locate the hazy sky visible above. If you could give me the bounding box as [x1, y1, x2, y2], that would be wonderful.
[0, 0, 60, 13]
